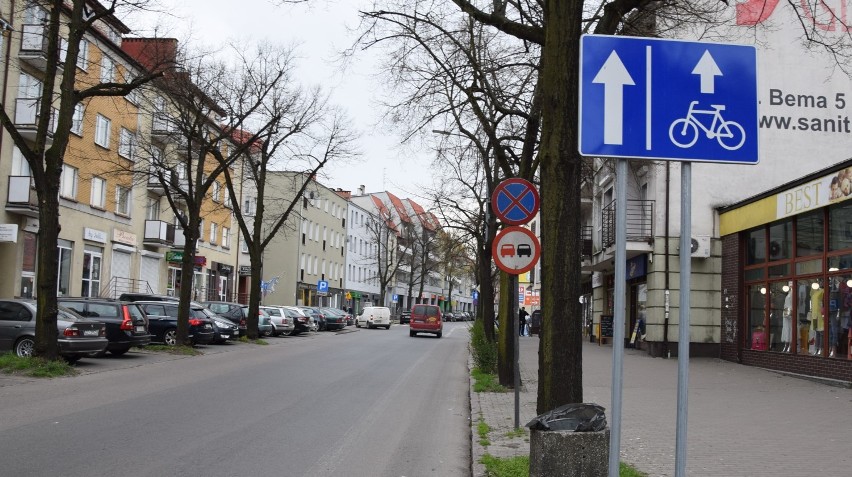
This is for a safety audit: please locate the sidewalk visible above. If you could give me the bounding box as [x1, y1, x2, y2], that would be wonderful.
[470, 336, 852, 476]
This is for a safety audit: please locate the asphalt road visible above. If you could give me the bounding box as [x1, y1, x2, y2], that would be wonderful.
[0, 322, 472, 477]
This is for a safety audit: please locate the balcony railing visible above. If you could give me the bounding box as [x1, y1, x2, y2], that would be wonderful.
[581, 225, 593, 258]
[143, 220, 175, 246]
[19, 24, 66, 71]
[5, 176, 39, 217]
[15, 98, 57, 143]
[601, 199, 654, 249]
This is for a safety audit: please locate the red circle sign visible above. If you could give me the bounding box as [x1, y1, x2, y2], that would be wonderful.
[491, 178, 539, 225]
[492, 226, 541, 275]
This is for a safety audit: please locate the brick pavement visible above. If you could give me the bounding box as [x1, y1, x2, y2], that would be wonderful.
[470, 335, 852, 476]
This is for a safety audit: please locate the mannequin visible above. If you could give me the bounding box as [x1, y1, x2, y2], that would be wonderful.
[810, 285, 825, 355]
[782, 284, 793, 353]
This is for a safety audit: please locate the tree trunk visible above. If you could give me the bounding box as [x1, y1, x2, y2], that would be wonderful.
[177, 233, 199, 346]
[34, 170, 62, 360]
[536, 0, 585, 413]
[497, 271, 517, 387]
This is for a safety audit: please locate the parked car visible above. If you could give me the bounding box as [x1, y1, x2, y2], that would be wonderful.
[399, 310, 411, 324]
[206, 313, 239, 344]
[356, 306, 392, 330]
[297, 306, 327, 331]
[409, 304, 443, 338]
[199, 301, 248, 336]
[57, 298, 151, 355]
[283, 306, 314, 334]
[444, 312, 456, 322]
[260, 306, 296, 336]
[319, 308, 349, 331]
[118, 293, 179, 303]
[134, 301, 216, 346]
[0, 299, 108, 362]
[256, 309, 275, 337]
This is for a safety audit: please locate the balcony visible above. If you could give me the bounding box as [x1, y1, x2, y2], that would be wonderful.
[584, 199, 654, 272]
[151, 113, 177, 144]
[146, 167, 177, 195]
[19, 24, 65, 72]
[143, 220, 175, 247]
[5, 176, 39, 217]
[15, 98, 58, 144]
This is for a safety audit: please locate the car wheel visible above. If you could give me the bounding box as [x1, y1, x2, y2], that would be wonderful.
[385, 325, 391, 330]
[436, 332, 442, 338]
[410, 330, 416, 337]
[164, 329, 178, 346]
[262, 329, 272, 337]
[355, 321, 360, 328]
[14, 336, 35, 357]
[110, 347, 130, 356]
[284, 330, 295, 336]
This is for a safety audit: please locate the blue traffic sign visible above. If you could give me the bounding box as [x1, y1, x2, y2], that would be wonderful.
[471, 290, 479, 300]
[317, 280, 329, 293]
[492, 178, 540, 225]
[579, 35, 758, 164]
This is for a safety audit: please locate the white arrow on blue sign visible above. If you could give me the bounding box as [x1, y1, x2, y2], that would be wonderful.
[579, 34, 758, 164]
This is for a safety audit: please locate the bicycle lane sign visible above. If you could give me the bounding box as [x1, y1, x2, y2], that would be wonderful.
[579, 34, 758, 164]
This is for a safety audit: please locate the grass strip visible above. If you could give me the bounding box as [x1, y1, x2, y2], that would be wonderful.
[472, 367, 508, 392]
[0, 353, 77, 378]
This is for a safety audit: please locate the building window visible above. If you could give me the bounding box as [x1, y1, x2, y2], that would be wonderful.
[57, 239, 73, 296]
[241, 240, 249, 253]
[222, 227, 230, 248]
[76, 40, 89, 70]
[212, 181, 220, 202]
[71, 103, 84, 135]
[95, 114, 110, 148]
[116, 186, 131, 216]
[210, 222, 218, 244]
[100, 55, 115, 83]
[199, 219, 205, 242]
[90, 176, 106, 208]
[146, 197, 160, 220]
[60, 165, 77, 199]
[119, 128, 135, 160]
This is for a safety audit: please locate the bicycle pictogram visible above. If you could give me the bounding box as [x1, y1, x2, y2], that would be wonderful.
[668, 101, 746, 151]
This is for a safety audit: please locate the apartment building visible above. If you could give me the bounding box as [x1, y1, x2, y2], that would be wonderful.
[255, 172, 347, 308]
[0, 2, 239, 301]
[343, 196, 385, 313]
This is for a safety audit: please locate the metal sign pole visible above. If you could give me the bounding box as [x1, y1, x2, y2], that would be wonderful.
[608, 158, 628, 477]
[675, 162, 692, 477]
[512, 273, 520, 429]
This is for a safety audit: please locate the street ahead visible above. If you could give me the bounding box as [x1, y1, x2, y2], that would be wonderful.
[0, 322, 472, 477]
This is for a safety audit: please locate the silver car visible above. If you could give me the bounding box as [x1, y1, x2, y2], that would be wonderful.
[260, 306, 296, 336]
[0, 299, 108, 362]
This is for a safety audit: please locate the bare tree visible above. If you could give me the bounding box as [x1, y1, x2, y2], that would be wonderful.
[0, 1, 167, 360]
[127, 42, 284, 345]
[215, 43, 357, 337]
[361, 201, 401, 306]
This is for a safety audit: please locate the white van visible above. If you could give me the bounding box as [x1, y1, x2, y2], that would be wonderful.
[356, 306, 392, 329]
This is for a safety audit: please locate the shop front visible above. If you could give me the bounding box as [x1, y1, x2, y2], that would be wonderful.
[720, 162, 852, 382]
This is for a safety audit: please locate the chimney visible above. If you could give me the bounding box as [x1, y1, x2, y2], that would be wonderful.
[358, 185, 365, 195]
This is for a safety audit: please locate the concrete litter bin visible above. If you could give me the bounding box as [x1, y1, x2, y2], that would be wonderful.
[526, 403, 610, 477]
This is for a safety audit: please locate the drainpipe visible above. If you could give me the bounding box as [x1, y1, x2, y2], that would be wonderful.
[663, 162, 671, 358]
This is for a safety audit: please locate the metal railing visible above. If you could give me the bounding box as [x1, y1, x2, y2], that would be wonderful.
[601, 199, 654, 249]
[101, 277, 153, 299]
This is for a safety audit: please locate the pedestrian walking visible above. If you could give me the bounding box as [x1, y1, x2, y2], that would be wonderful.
[519, 307, 529, 336]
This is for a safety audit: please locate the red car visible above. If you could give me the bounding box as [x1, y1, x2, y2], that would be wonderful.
[409, 304, 443, 338]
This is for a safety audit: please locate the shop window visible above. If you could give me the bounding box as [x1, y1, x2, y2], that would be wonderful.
[747, 284, 768, 351]
[800, 279, 826, 356]
[796, 211, 824, 257]
[768, 220, 792, 261]
[828, 200, 852, 251]
[746, 227, 766, 265]
[827, 253, 852, 271]
[795, 259, 822, 276]
[768, 282, 789, 353]
[744, 268, 765, 282]
[768, 264, 789, 278]
[826, 274, 852, 359]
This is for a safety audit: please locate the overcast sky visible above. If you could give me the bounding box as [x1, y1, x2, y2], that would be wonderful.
[129, 0, 437, 199]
